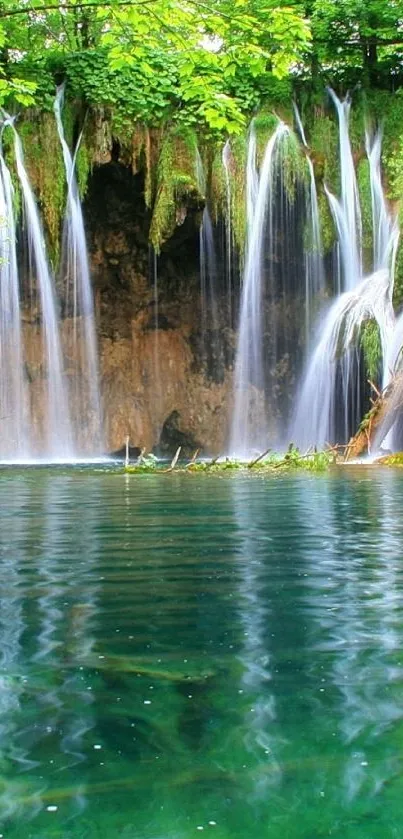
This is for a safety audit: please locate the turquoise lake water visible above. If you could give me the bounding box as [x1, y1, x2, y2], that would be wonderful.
[1, 467, 403, 838]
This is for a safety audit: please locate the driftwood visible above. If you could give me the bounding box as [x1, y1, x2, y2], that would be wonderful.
[206, 454, 221, 468]
[344, 377, 401, 460]
[247, 448, 272, 468]
[136, 446, 147, 464]
[185, 449, 200, 468]
[161, 446, 182, 473]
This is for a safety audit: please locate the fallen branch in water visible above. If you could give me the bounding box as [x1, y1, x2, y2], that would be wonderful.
[161, 446, 182, 473]
[247, 448, 271, 468]
[185, 449, 200, 468]
[206, 454, 221, 469]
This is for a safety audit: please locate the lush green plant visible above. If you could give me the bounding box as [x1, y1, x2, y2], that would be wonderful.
[360, 319, 382, 380]
[124, 446, 335, 474]
[125, 453, 159, 472]
[377, 452, 403, 466]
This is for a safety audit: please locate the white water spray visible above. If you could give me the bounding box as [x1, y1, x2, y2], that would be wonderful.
[222, 139, 233, 324]
[291, 94, 398, 449]
[0, 135, 28, 456]
[54, 85, 103, 453]
[10, 119, 73, 457]
[327, 90, 362, 290]
[230, 121, 290, 456]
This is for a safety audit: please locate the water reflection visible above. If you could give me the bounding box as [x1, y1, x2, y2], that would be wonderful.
[0, 470, 402, 838]
[0, 477, 29, 820]
[0, 474, 101, 827]
[231, 479, 281, 798]
[295, 472, 403, 817]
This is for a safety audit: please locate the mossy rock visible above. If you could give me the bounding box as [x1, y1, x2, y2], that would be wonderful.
[16, 112, 67, 262]
[376, 452, 403, 466]
[149, 126, 203, 250]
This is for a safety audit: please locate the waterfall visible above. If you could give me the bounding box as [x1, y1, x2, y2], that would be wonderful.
[0, 138, 28, 457]
[199, 207, 222, 373]
[10, 120, 74, 458]
[54, 86, 103, 453]
[366, 129, 398, 275]
[230, 121, 290, 456]
[364, 132, 401, 451]
[222, 139, 233, 326]
[291, 98, 398, 450]
[293, 103, 325, 348]
[327, 90, 362, 290]
[293, 101, 308, 148]
[305, 157, 325, 347]
[246, 122, 259, 237]
[290, 271, 395, 449]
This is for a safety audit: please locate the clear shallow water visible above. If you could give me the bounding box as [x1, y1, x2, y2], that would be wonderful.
[1, 468, 403, 838]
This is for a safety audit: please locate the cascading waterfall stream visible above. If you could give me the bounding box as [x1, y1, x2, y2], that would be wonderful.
[196, 148, 222, 374]
[365, 132, 402, 451]
[246, 122, 259, 238]
[0, 135, 28, 457]
[327, 90, 362, 290]
[290, 94, 398, 450]
[199, 207, 221, 367]
[10, 119, 74, 458]
[293, 102, 325, 349]
[54, 85, 103, 453]
[230, 121, 290, 456]
[305, 157, 325, 346]
[366, 129, 399, 275]
[222, 139, 233, 326]
[290, 271, 395, 449]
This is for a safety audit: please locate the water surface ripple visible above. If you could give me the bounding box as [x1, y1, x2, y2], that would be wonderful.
[0, 468, 403, 838]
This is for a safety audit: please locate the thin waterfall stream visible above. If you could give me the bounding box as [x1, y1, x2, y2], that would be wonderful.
[0, 134, 28, 457]
[230, 121, 291, 456]
[10, 119, 74, 458]
[54, 85, 103, 454]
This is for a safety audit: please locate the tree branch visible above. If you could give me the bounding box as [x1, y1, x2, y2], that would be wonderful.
[0, 0, 234, 21]
[0, 0, 153, 18]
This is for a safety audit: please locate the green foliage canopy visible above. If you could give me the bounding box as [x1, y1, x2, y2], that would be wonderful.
[1, 0, 403, 132]
[0, 0, 311, 133]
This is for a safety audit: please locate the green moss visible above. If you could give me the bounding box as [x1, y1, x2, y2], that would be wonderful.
[393, 235, 403, 308]
[357, 158, 373, 270]
[359, 319, 381, 380]
[365, 89, 403, 179]
[309, 115, 339, 193]
[385, 134, 403, 202]
[60, 97, 75, 149]
[254, 111, 279, 164]
[17, 113, 66, 263]
[210, 144, 226, 224]
[281, 130, 308, 202]
[2, 124, 22, 220]
[348, 96, 365, 156]
[317, 187, 336, 253]
[149, 127, 201, 251]
[124, 446, 334, 474]
[229, 132, 247, 255]
[376, 452, 403, 466]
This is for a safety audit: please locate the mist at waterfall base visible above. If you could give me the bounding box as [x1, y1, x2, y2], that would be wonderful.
[228, 92, 400, 458]
[0, 90, 103, 463]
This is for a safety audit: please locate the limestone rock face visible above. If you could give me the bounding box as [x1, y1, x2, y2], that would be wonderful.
[86, 160, 235, 456]
[20, 155, 303, 457]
